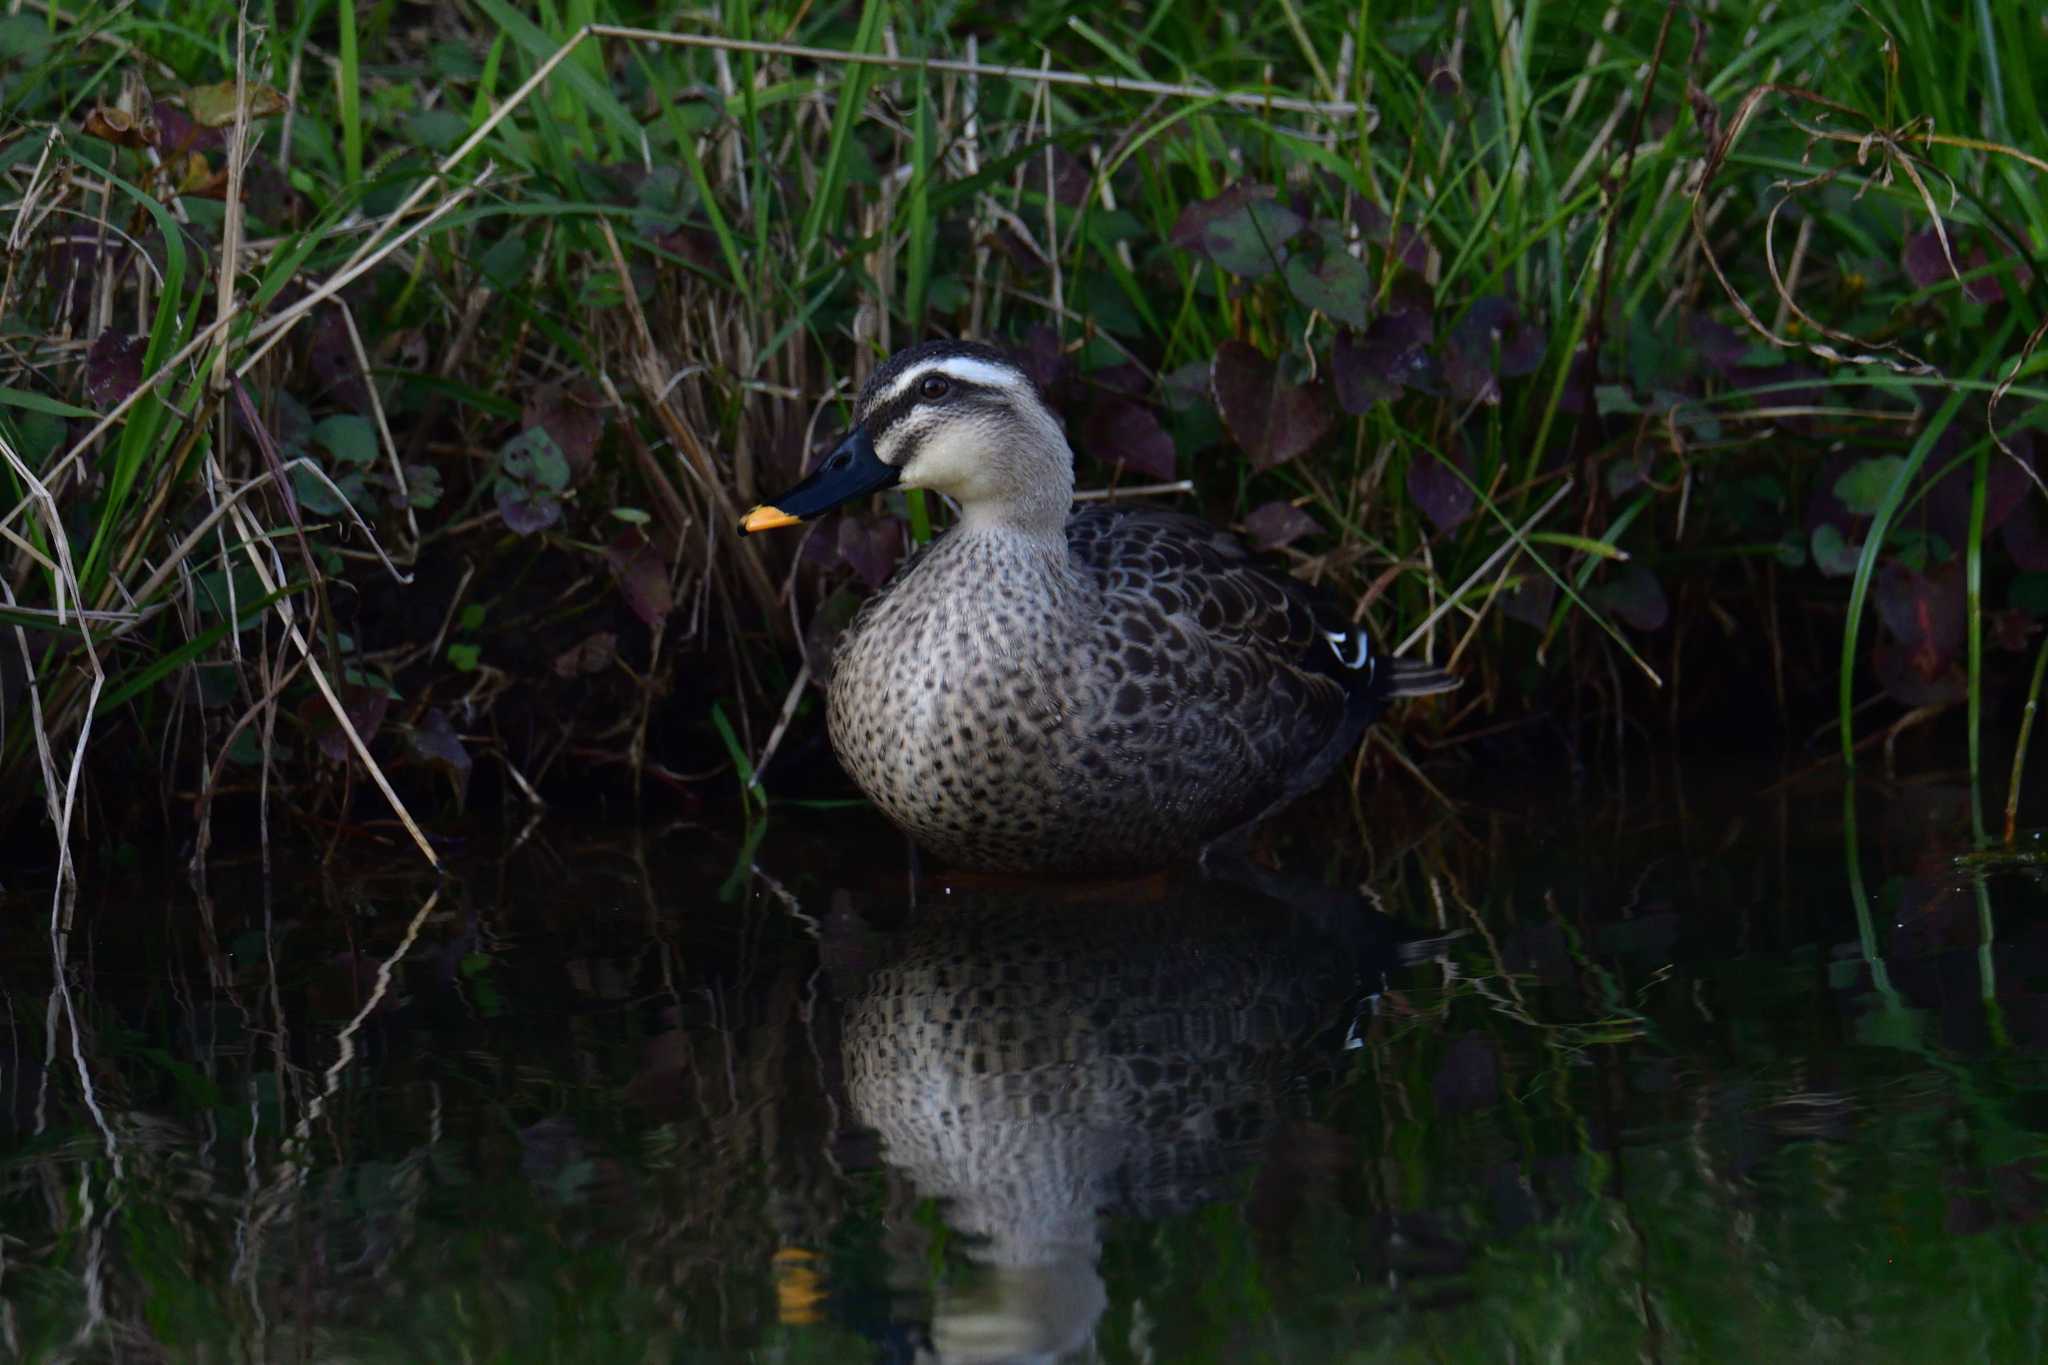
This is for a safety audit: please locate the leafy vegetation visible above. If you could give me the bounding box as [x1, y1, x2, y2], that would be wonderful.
[0, 1, 2044, 866]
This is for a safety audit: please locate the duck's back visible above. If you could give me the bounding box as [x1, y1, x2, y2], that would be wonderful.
[827, 504, 1379, 872]
[1060, 503, 1370, 847]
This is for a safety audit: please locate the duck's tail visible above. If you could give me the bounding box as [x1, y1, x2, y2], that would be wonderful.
[1381, 656, 1459, 699]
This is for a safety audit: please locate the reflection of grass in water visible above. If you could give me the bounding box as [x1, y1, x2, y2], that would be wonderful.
[9, 814, 2048, 1360]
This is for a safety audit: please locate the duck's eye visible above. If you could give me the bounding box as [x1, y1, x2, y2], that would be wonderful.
[918, 375, 951, 400]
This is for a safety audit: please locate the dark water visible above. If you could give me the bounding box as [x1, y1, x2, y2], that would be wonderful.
[3, 771, 2046, 1362]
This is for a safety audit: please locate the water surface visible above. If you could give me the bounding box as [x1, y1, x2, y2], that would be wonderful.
[3, 773, 2045, 1361]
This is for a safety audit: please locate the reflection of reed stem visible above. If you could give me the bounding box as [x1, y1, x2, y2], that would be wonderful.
[2001, 629, 2048, 842]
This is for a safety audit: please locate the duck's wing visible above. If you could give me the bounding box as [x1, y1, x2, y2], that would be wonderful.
[1067, 503, 1328, 661]
[1066, 503, 1460, 696]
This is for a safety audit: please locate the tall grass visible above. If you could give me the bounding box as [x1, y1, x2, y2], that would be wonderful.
[0, 1, 2044, 869]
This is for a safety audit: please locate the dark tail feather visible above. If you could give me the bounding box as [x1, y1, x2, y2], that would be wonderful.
[1382, 657, 1458, 699]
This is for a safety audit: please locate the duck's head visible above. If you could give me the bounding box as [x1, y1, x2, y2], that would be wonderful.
[739, 340, 1072, 535]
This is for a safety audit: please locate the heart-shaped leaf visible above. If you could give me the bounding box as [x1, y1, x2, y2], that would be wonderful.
[522, 382, 607, 479]
[306, 310, 369, 411]
[494, 482, 560, 535]
[315, 681, 391, 765]
[1591, 564, 1669, 631]
[1443, 296, 1546, 405]
[1809, 523, 1862, 577]
[1014, 324, 1068, 394]
[1874, 561, 1963, 664]
[1408, 446, 1474, 532]
[1832, 456, 1907, 517]
[553, 632, 618, 678]
[1081, 396, 1176, 480]
[1171, 186, 1304, 278]
[500, 427, 571, 492]
[834, 517, 903, 591]
[2006, 497, 2048, 571]
[1244, 500, 1320, 550]
[1210, 341, 1333, 470]
[312, 413, 377, 467]
[85, 332, 145, 410]
[604, 528, 672, 626]
[408, 708, 472, 806]
[1283, 249, 1371, 327]
[1332, 304, 1433, 412]
[1902, 225, 1956, 291]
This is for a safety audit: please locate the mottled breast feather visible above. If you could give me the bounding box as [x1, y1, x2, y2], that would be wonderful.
[824, 504, 1377, 872]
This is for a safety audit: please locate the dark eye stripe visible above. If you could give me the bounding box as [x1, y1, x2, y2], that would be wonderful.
[863, 377, 1000, 438]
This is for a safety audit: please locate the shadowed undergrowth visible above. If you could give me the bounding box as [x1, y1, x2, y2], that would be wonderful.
[1, 1, 2045, 869]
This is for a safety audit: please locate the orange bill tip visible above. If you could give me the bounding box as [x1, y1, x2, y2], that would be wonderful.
[740, 504, 801, 534]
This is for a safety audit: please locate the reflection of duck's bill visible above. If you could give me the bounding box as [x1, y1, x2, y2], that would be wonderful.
[738, 425, 899, 534]
[772, 1245, 827, 1325]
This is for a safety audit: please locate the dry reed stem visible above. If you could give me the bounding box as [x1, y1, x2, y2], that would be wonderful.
[203, 458, 441, 869]
[1398, 477, 1576, 658]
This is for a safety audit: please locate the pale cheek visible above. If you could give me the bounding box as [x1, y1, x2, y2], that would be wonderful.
[904, 429, 991, 495]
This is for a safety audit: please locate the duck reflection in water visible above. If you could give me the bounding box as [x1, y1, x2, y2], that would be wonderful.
[826, 874, 1430, 1363]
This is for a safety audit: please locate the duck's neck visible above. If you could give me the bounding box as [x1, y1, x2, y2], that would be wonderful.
[953, 418, 1075, 538]
[955, 492, 1072, 541]
[919, 504, 1082, 618]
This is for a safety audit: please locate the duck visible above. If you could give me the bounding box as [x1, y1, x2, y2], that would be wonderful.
[739, 339, 1455, 873]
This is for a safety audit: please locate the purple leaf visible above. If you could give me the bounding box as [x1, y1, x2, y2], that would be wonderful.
[1160, 360, 1212, 412]
[522, 382, 607, 480]
[603, 528, 672, 626]
[1013, 324, 1068, 394]
[834, 516, 903, 591]
[1172, 186, 1304, 278]
[1081, 396, 1176, 479]
[1928, 434, 2033, 546]
[495, 483, 561, 535]
[2006, 496, 2048, 571]
[408, 708, 472, 805]
[85, 332, 145, 410]
[1244, 500, 1320, 550]
[1031, 143, 1091, 207]
[553, 632, 618, 677]
[315, 682, 390, 764]
[1408, 445, 1474, 532]
[1432, 1036, 1500, 1115]
[1503, 572, 1556, 628]
[1591, 564, 1669, 631]
[1873, 561, 1964, 700]
[1085, 363, 1148, 397]
[1349, 193, 1390, 240]
[1387, 223, 1430, 275]
[1282, 249, 1371, 328]
[151, 98, 222, 157]
[1903, 226, 1954, 290]
[1443, 296, 1545, 405]
[1990, 609, 2038, 654]
[1332, 303, 1433, 413]
[306, 310, 369, 411]
[1169, 183, 1261, 252]
[1962, 246, 2006, 306]
[1210, 341, 1334, 470]
[1690, 314, 1750, 373]
[1872, 640, 1967, 707]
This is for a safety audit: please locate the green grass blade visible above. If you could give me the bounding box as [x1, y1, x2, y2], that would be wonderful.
[796, 0, 887, 262]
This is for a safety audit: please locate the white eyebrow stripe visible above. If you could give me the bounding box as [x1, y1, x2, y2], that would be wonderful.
[873, 356, 1031, 407]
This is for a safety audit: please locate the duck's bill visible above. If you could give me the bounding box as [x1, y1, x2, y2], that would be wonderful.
[737, 426, 899, 534]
